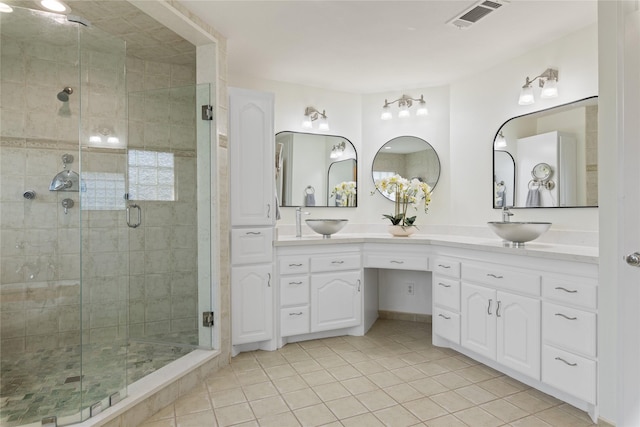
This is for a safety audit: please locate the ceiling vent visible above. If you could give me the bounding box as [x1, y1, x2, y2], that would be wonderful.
[447, 0, 509, 29]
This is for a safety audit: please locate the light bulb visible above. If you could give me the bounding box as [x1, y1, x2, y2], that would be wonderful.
[107, 137, 119, 144]
[518, 85, 535, 105]
[494, 133, 507, 149]
[416, 102, 428, 116]
[381, 105, 392, 120]
[398, 104, 410, 118]
[301, 116, 313, 129]
[41, 0, 69, 12]
[541, 78, 558, 98]
[89, 136, 102, 144]
[0, 3, 14, 13]
[318, 116, 329, 131]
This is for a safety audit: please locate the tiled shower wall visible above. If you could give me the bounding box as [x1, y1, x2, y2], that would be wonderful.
[0, 19, 199, 355]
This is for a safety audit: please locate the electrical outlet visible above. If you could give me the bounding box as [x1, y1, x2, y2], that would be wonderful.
[406, 282, 415, 295]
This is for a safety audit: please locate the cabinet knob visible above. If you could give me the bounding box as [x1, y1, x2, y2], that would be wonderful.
[625, 252, 640, 267]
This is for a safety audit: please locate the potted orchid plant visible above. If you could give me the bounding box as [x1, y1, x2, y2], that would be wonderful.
[331, 181, 357, 206]
[372, 174, 432, 235]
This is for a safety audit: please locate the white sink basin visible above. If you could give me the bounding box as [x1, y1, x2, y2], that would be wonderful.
[306, 219, 348, 238]
[487, 221, 551, 247]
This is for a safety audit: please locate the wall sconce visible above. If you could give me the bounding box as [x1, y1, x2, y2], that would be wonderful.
[494, 132, 507, 149]
[302, 106, 329, 131]
[381, 94, 428, 120]
[330, 141, 346, 159]
[518, 68, 559, 105]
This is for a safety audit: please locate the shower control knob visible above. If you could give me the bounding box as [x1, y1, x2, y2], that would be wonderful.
[624, 252, 640, 267]
[61, 198, 74, 215]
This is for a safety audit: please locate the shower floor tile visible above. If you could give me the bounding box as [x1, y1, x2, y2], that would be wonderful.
[0, 336, 196, 427]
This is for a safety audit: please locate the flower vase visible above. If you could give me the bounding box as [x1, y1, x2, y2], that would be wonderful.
[388, 225, 416, 237]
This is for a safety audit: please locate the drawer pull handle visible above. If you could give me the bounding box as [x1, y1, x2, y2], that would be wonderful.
[487, 299, 493, 315]
[332, 260, 344, 264]
[289, 312, 303, 316]
[267, 273, 271, 287]
[289, 281, 303, 285]
[555, 286, 578, 293]
[390, 260, 404, 264]
[555, 357, 578, 367]
[487, 273, 503, 279]
[246, 231, 261, 235]
[438, 313, 451, 320]
[438, 282, 451, 288]
[496, 300, 502, 317]
[555, 313, 577, 320]
[289, 263, 303, 267]
[357, 279, 361, 292]
[438, 264, 451, 269]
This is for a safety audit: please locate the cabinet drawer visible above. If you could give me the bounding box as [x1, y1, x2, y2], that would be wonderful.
[281, 306, 310, 337]
[542, 345, 596, 404]
[364, 253, 428, 271]
[433, 307, 460, 344]
[279, 257, 309, 275]
[542, 277, 597, 310]
[280, 276, 309, 306]
[543, 302, 596, 357]
[433, 276, 460, 311]
[432, 258, 461, 278]
[462, 263, 540, 296]
[311, 254, 361, 272]
[231, 228, 273, 265]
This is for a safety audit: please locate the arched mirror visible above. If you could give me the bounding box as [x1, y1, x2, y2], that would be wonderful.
[493, 96, 598, 208]
[276, 131, 357, 207]
[372, 136, 441, 201]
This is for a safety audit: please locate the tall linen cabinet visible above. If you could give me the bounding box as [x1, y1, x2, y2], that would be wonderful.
[229, 88, 276, 356]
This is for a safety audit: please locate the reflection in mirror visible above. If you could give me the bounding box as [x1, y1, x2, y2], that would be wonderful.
[276, 131, 357, 207]
[493, 96, 598, 208]
[327, 159, 357, 206]
[372, 136, 440, 201]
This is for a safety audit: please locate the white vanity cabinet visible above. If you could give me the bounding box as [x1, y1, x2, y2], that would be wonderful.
[432, 258, 461, 344]
[277, 245, 362, 342]
[229, 87, 275, 226]
[229, 87, 276, 352]
[460, 262, 541, 380]
[541, 274, 598, 404]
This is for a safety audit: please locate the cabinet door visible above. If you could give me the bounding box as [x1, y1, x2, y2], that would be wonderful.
[229, 87, 275, 226]
[461, 283, 496, 360]
[497, 291, 541, 379]
[232, 264, 273, 344]
[311, 271, 361, 332]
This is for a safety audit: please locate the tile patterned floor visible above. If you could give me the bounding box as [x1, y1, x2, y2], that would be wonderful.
[0, 338, 195, 427]
[141, 319, 608, 427]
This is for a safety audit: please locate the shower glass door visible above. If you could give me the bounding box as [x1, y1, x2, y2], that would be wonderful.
[124, 83, 213, 377]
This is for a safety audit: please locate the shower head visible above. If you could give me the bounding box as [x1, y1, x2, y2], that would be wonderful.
[57, 87, 73, 102]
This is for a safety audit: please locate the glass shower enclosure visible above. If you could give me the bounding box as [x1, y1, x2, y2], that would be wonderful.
[0, 6, 213, 426]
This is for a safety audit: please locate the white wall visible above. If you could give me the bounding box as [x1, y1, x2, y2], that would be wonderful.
[449, 23, 598, 231]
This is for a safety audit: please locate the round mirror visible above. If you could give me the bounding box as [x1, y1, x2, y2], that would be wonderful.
[372, 136, 441, 201]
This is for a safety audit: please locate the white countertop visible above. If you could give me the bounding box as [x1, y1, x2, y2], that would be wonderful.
[275, 233, 599, 264]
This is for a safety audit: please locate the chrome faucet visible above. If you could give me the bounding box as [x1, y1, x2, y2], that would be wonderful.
[502, 206, 514, 222]
[295, 207, 310, 237]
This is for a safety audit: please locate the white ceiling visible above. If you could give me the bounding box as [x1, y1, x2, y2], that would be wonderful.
[179, 1, 597, 94]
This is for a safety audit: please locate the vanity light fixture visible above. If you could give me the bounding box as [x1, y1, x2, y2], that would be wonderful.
[518, 68, 558, 105]
[302, 106, 329, 131]
[330, 141, 346, 159]
[494, 132, 507, 149]
[381, 94, 428, 120]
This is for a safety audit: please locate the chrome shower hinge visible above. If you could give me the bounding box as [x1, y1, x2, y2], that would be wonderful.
[202, 311, 214, 327]
[201, 105, 213, 121]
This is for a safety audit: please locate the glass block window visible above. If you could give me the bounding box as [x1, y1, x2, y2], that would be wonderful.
[128, 150, 175, 201]
[81, 172, 126, 210]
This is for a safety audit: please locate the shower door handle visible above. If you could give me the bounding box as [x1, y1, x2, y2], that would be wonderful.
[126, 204, 141, 228]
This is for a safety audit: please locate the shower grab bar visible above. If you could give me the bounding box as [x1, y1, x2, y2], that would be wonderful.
[126, 204, 141, 228]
